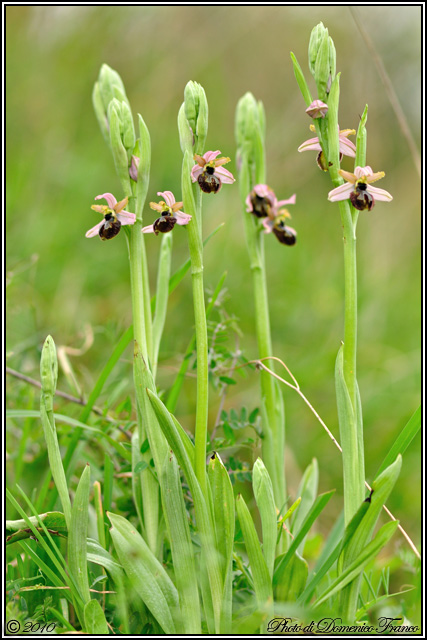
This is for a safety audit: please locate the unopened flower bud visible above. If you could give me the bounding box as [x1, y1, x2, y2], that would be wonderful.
[129, 155, 140, 182]
[308, 22, 328, 76]
[305, 100, 328, 119]
[183, 81, 208, 155]
[40, 336, 58, 411]
[308, 23, 336, 100]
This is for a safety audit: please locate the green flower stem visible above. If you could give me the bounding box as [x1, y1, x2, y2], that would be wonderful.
[327, 76, 365, 520]
[182, 151, 208, 495]
[239, 154, 286, 510]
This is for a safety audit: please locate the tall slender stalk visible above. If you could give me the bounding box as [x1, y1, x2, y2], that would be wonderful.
[181, 150, 209, 495]
[235, 95, 286, 510]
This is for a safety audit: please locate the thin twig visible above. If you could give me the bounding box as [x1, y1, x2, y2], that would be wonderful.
[6, 367, 132, 439]
[235, 356, 421, 560]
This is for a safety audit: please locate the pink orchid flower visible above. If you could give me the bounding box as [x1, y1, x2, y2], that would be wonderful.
[305, 100, 329, 119]
[191, 150, 235, 193]
[246, 184, 297, 246]
[142, 191, 191, 235]
[298, 125, 356, 171]
[328, 166, 393, 211]
[86, 193, 136, 240]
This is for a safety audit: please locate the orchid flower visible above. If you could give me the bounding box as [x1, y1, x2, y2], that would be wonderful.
[328, 166, 393, 211]
[191, 150, 235, 193]
[298, 124, 356, 171]
[86, 193, 136, 240]
[246, 184, 297, 245]
[142, 191, 191, 235]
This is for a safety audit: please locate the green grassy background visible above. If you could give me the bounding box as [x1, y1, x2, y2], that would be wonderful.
[6, 4, 420, 566]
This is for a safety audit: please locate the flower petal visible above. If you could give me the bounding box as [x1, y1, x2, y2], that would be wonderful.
[142, 224, 156, 234]
[367, 185, 393, 201]
[117, 211, 136, 226]
[158, 191, 175, 207]
[328, 182, 354, 202]
[261, 218, 273, 233]
[354, 166, 373, 180]
[114, 196, 129, 213]
[91, 204, 108, 214]
[150, 201, 165, 213]
[215, 166, 235, 183]
[214, 156, 231, 167]
[95, 193, 117, 208]
[365, 170, 386, 184]
[298, 137, 322, 152]
[174, 211, 192, 225]
[338, 137, 356, 157]
[85, 221, 104, 238]
[338, 169, 357, 183]
[203, 150, 221, 162]
[253, 184, 272, 198]
[276, 194, 296, 207]
[191, 165, 203, 183]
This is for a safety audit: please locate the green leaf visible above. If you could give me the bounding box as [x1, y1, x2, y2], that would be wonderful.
[39, 336, 72, 528]
[338, 456, 401, 620]
[335, 344, 364, 523]
[315, 520, 399, 609]
[290, 52, 313, 107]
[68, 465, 91, 605]
[162, 452, 201, 634]
[147, 389, 223, 633]
[84, 600, 109, 635]
[236, 493, 273, 610]
[108, 512, 178, 634]
[208, 452, 235, 633]
[275, 552, 308, 603]
[133, 460, 149, 474]
[6, 511, 67, 543]
[219, 376, 236, 385]
[274, 490, 335, 588]
[375, 405, 421, 478]
[252, 458, 276, 579]
[291, 458, 318, 555]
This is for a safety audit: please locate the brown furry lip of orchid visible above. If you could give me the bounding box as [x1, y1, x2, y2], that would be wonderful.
[86, 193, 136, 240]
[191, 150, 235, 193]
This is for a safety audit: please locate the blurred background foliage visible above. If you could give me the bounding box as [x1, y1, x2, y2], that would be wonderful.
[6, 5, 420, 561]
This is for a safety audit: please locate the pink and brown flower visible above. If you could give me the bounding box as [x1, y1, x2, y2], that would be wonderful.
[142, 191, 191, 235]
[298, 125, 356, 171]
[86, 193, 136, 240]
[246, 184, 297, 246]
[190, 150, 235, 193]
[328, 166, 393, 211]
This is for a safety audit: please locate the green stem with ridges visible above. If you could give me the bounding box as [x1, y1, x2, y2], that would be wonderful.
[181, 150, 208, 496]
[327, 75, 365, 520]
[238, 153, 285, 511]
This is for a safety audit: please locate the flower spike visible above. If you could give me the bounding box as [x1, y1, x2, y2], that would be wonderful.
[86, 193, 136, 240]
